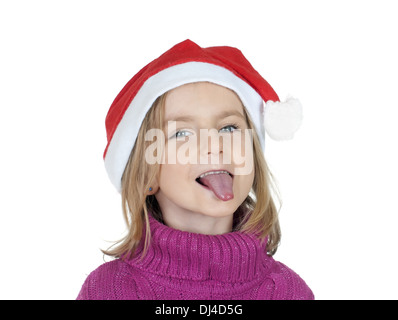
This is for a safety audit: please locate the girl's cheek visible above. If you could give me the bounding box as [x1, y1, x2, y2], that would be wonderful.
[176, 139, 198, 165]
[231, 130, 254, 176]
[165, 139, 198, 165]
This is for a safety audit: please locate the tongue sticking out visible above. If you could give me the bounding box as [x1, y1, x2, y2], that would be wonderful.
[198, 173, 234, 201]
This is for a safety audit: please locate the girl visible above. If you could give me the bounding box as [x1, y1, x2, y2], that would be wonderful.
[77, 40, 313, 300]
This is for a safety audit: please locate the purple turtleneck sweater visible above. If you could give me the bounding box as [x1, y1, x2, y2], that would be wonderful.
[77, 215, 314, 300]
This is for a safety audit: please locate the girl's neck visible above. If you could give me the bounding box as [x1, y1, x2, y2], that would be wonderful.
[161, 208, 233, 235]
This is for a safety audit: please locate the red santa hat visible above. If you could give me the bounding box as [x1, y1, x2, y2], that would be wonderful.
[104, 39, 302, 192]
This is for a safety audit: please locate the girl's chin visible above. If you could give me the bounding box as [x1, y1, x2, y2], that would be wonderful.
[193, 202, 239, 218]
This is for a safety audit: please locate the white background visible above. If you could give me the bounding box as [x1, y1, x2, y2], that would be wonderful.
[1, 0, 397, 300]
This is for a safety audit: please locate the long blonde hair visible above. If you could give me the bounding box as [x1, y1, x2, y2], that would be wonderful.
[103, 89, 281, 259]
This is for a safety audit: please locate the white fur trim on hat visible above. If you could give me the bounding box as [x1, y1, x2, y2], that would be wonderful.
[264, 97, 303, 140]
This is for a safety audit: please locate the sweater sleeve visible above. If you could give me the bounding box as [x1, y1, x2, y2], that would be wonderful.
[76, 259, 136, 300]
[269, 261, 314, 300]
[76, 267, 103, 300]
[76, 273, 91, 300]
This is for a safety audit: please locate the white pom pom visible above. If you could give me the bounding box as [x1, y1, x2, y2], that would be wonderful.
[264, 96, 303, 140]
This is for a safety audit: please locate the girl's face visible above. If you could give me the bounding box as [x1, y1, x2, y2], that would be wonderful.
[153, 82, 255, 233]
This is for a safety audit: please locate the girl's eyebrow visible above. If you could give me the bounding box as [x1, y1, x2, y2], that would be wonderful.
[164, 110, 245, 126]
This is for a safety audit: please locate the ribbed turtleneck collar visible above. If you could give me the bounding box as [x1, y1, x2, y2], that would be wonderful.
[127, 214, 271, 282]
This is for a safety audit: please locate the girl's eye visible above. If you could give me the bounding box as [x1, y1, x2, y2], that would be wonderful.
[219, 124, 239, 133]
[172, 125, 239, 139]
[174, 130, 193, 139]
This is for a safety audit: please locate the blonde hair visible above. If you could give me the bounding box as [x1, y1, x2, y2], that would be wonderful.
[103, 89, 281, 259]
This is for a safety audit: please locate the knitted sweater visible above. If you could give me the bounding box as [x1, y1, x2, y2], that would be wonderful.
[77, 215, 314, 300]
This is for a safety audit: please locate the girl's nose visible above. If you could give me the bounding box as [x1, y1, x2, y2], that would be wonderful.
[199, 129, 224, 156]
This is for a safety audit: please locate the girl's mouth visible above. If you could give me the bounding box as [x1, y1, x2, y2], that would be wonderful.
[195, 170, 234, 201]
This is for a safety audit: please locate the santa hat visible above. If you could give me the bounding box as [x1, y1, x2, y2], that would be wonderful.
[104, 39, 303, 192]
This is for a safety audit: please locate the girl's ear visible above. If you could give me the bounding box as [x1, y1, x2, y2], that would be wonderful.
[147, 179, 159, 195]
